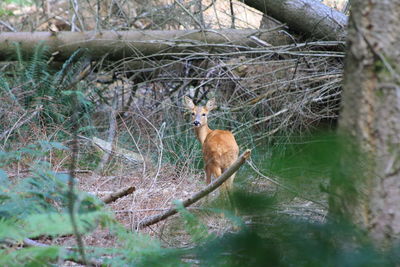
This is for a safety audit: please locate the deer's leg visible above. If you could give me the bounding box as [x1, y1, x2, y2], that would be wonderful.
[205, 165, 212, 185]
[220, 169, 237, 215]
[225, 172, 236, 191]
[206, 163, 221, 184]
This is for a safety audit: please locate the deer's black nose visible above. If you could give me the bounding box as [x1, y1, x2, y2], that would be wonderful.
[193, 121, 201, 127]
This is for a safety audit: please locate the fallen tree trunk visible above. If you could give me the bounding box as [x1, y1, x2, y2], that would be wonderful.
[243, 0, 348, 41]
[135, 149, 251, 229]
[0, 29, 289, 61]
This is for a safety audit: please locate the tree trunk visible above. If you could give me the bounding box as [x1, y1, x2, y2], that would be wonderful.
[243, 0, 348, 41]
[0, 29, 290, 61]
[330, 0, 400, 244]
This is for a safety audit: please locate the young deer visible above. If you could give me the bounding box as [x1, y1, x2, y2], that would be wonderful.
[183, 96, 239, 196]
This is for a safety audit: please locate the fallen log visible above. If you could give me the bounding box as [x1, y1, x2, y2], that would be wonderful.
[243, 0, 348, 41]
[0, 29, 290, 61]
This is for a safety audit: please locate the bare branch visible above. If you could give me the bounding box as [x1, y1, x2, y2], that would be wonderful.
[1, 105, 42, 142]
[101, 186, 136, 204]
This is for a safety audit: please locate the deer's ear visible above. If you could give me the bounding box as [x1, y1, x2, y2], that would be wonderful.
[183, 96, 195, 109]
[206, 98, 216, 111]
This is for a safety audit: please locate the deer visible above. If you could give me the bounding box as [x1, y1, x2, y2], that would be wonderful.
[183, 96, 239, 202]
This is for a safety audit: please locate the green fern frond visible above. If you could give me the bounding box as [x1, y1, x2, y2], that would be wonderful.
[13, 42, 24, 69]
[26, 43, 51, 91]
[54, 48, 85, 86]
[0, 246, 60, 267]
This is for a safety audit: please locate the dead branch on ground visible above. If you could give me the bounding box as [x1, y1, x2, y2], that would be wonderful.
[0, 105, 42, 141]
[101, 186, 136, 204]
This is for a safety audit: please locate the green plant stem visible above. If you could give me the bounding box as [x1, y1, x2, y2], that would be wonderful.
[68, 90, 87, 265]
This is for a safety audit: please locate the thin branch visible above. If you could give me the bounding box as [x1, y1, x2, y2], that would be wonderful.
[229, 0, 235, 29]
[69, 0, 84, 31]
[174, 0, 204, 29]
[1, 105, 42, 143]
[0, 20, 16, 32]
[96, 90, 118, 174]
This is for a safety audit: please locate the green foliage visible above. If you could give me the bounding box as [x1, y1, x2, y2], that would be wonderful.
[165, 132, 398, 266]
[175, 201, 213, 244]
[0, 0, 35, 16]
[0, 142, 102, 220]
[193, 221, 391, 266]
[0, 43, 95, 131]
[271, 134, 339, 175]
[0, 8, 13, 16]
[0, 141, 67, 167]
[163, 121, 203, 169]
[0, 142, 185, 266]
[0, 246, 61, 267]
[2, 0, 34, 5]
[167, 190, 396, 267]
[106, 222, 184, 267]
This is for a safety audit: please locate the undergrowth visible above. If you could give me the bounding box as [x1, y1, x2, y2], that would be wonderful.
[0, 43, 96, 147]
[0, 132, 398, 266]
[0, 141, 183, 266]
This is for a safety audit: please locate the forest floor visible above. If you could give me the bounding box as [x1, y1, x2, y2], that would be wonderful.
[13, 158, 327, 251]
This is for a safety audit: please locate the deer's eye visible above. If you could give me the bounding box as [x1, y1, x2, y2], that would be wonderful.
[202, 113, 206, 116]
[191, 112, 195, 116]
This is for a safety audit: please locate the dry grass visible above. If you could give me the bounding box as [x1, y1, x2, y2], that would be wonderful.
[27, 157, 242, 249]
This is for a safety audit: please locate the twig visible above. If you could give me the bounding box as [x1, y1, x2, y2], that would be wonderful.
[1, 105, 42, 143]
[7, 169, 92, 178]
[174, 0, 204, 29]
[133, 105, 165, 189]
[195, 0, 205, 28]
[23, 238, 49, 247]
[233, 108, 289, 135]
[229, 0, 235, 29]
[135, 149, 251, 229]
[69, 0, 84, 31]
[249, 36, 272, 47]
[62, 62, 92, 91]
[96, 90, 118, 174]
[119, 115, 147, 179]
[0, 20, 16, 32]
[115, 207, 204, 213]
[101, 186, 136, 204]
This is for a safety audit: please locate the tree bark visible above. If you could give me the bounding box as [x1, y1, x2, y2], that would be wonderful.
[0, 29, 289, 61]
[330, 0, 400, 244]
[243, 0, 348, 41]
